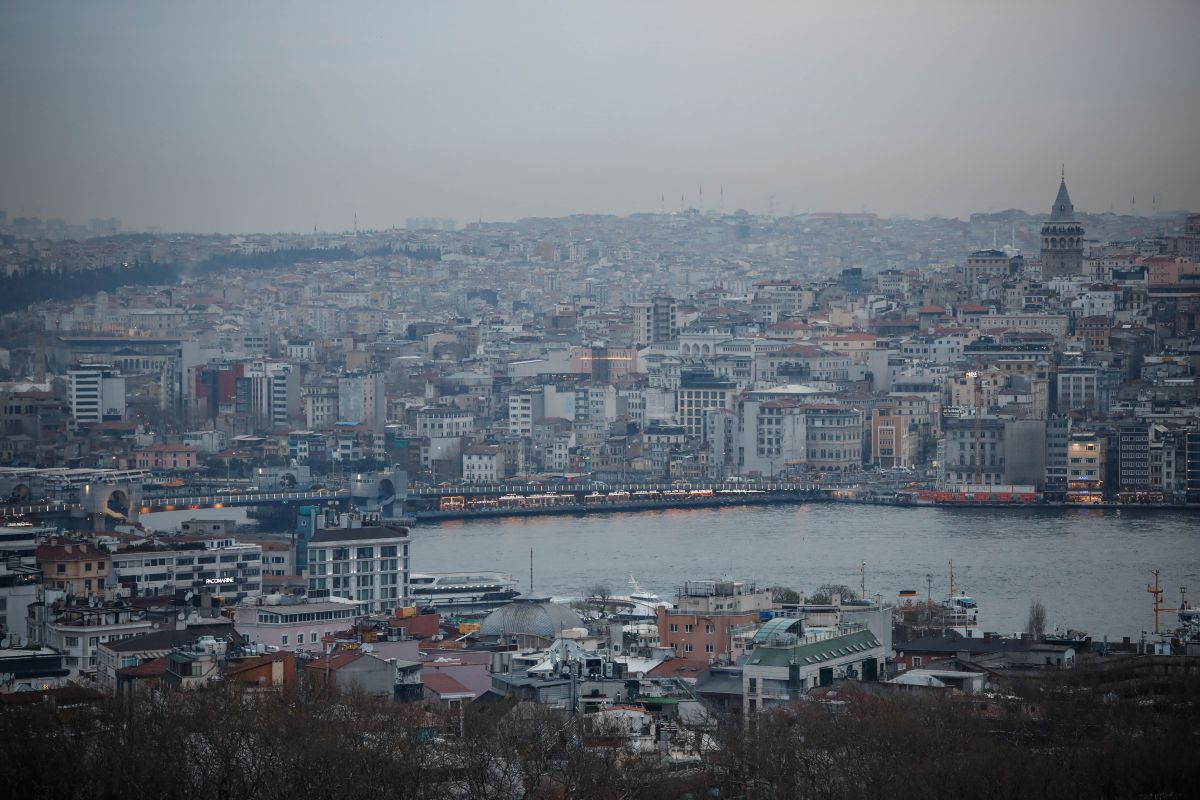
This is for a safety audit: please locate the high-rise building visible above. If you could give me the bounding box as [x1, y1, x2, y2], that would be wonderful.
[1040, 172, 1085, 279]
[68, 366, 126, 424]
[338, 371, 386, 431]
[631, 296, 678, 345]
[678, 369, 735, 438]
[308, 524, 411, 613]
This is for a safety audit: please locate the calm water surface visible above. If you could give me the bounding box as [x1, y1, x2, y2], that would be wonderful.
[411, 504, 1200, 640]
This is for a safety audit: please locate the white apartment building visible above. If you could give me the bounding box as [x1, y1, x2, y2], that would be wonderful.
[108, 538, 264, 599]
[33, 604, 154, 677]
[462, 445, 503, 483]
[308, 525, 411, 613]
[68, 366, 126, 424]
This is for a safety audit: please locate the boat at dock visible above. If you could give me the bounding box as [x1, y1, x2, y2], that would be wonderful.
[409, 571, 520, 615]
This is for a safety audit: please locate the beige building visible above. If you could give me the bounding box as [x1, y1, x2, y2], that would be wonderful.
[36, 541, 111, 599]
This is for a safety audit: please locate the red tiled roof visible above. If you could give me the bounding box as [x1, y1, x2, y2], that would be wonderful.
[117, 655, 168, 678]
[422, 671, 473, 697]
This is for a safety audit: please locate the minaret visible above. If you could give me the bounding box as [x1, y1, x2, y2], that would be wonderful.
[1040, 167, 1085, 278]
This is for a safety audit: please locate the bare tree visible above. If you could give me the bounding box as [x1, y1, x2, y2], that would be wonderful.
[585, 582, 614, 617]
[1026, 599, 1048, 639]
[770, 585, 802, 604]
[810, 583, 858, 604]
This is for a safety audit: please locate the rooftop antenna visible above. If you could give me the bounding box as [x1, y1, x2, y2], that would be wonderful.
[699, 184, 703, 212]
[353, 211, 358, 236]
[719, 183, 725, 215]
[660, 193, 665, 214]
[529, 547, 534, 594]
[860, 560, 866, 600]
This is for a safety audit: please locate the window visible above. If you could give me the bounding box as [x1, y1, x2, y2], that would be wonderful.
[705, 624, 715, 634]
[748, 677, 757, 694]
[684, 624, 693, 633]
[281, 635, 289, 646]
[65, 636, 80, 648]
[912, 656, 923, 668]
[297, 633, 305, 644]
[669, 623, 678, 633]
[683, 643, 693, 653]
[705, 644, 715, 653]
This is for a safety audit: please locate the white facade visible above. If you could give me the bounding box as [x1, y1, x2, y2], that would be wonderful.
[68, 366, 126, 424]
[109, 539, 264, 599]
[308, 526, 411, 613]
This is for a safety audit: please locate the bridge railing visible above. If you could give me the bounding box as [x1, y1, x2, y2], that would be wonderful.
[142, 489, 348, 509]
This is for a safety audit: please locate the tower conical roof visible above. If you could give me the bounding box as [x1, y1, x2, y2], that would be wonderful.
[1050, 175, 1074, 221]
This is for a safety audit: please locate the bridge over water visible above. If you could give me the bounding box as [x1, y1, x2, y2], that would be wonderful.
[0, 488, 350, 524]
[2, 481, 841, 526]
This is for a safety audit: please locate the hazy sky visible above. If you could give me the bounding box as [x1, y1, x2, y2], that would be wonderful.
[2, 1, 1198, 233]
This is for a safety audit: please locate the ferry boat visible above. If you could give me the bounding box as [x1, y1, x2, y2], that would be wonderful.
[409, 571, 520, 615]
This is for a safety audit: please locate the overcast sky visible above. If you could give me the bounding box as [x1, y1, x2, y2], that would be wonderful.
[1, 1, 1198, 234]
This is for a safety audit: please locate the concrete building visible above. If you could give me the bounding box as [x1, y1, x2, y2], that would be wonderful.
[462, 444, 503, 483]
[657, 580, 772, 663]
[803, 405, 863, 473]
[108, 537, 264, 599]
[35, 541, 110, 599]
[0, 558, 42, 645]
[678, 370, 736, 439]
[308, 525, 411, 612]
[233, 596, 366, 653]
[338, 371, 386, 431]
[631, 296, 678, 345]
[737, 398, 807, 477]
[33, 604, 154, 677]
[68, 366, 126, 424]
[1066, 431, 1107, 502]
[1056, 363, 1120, 415]
[742, 624, 884, 713]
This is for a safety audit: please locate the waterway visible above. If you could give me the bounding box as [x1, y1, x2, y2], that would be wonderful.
[140, 502, 1200, 641]
[410, 504, 1200, 641]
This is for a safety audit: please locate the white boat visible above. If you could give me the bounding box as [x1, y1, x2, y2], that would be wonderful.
[409, 571, 520, 615]
[590, 575, 668, 620]
[939, 561, 979, 628]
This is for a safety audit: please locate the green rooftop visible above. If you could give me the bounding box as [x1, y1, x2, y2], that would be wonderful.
[747, 627, 880, 668]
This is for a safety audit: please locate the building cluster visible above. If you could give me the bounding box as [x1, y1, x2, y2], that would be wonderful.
[2, 178, 1196, 504]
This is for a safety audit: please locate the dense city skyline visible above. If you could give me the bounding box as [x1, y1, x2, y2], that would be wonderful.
[2, 1, 1199, 233]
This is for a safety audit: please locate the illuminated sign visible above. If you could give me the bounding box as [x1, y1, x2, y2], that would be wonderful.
[204, 577, 235, 585]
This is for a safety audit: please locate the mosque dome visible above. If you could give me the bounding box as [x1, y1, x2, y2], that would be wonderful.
[480, 596, 584, 641]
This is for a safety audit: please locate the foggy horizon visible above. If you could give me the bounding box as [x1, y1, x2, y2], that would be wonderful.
[2, 0, 1198, 234]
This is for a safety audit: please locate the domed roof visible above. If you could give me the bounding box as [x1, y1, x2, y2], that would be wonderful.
[480, 596, 583, 640]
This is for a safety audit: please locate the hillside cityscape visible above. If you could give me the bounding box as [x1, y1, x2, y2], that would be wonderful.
[3, 2, 1199, 797]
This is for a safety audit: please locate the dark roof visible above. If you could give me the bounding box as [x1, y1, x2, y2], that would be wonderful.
[695, 669, 744, 696]
[310, 525, 410, 544]
[899, 633, 1072, 656]
[1051, 177, 1075, 221]
[101, 623, 241, 653]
